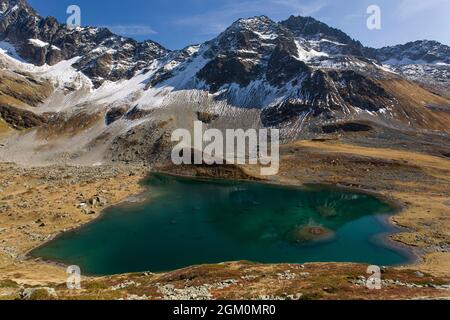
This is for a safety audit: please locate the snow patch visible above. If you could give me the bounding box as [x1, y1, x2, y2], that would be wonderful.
[382, 57, 445, 66]
[0, 4, 18, 15]
[28, 39, 49, 48]
[185, 45, 200, 56]
[319, 39, 346, 46]
[295, 40, 328, 62]
[0, 41, 24, 62]
[13, 57, 94, 94]
[376, 63, 398, 74]
[253, 30, 277, 40]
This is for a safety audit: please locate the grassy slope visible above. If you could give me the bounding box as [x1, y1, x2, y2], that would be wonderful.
[0, 118, 11, 134]
[381, 79, 450, 132]
[0, 70, 53, 109]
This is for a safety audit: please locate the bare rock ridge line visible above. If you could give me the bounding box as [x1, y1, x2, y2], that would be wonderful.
[0, 0, 168, 86]
[1, 0, 449, 86]
[0, 0, 449, 166]
[0, 1, 449, 300]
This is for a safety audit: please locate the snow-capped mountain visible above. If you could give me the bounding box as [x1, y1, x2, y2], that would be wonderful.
[0, 0, 167, 86]
[366, 40, 450, 94]
[0, 0, 449, 166]
[280, 15, 365, 57]
[373, 40, 450, 65]
[145, 15, 400, 124]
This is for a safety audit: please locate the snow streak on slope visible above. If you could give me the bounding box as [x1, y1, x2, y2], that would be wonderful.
[0, 40, 23, 61]
[0, 7, 449, 166]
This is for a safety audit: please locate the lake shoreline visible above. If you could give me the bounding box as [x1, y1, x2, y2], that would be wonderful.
[157, 170, 420, 266]
[28, 171, 417, 277]
[0, 140, 448, 298]
[0, 163, 436, 277]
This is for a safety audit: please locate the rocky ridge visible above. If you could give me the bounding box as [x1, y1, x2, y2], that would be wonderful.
[0, 0, 168, 86]
[0, 0, 449, 166]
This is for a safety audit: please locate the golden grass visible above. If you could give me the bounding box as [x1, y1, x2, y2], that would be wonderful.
[0, 118, 11, 134]
[295, 140, 450, 177]
[278, 140, 450, 276]
[0, 70, 53, 108]
[381, 79, 450, 132]
[0, 94, 30, 109]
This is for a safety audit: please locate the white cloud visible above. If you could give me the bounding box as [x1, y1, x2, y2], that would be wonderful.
[174, 0, 328, 35]
[398, 0, 450, 18]
[103, 25, 157, 36]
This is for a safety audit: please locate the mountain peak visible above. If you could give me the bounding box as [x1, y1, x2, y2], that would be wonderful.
[0, 0, 169, 86]
[0, 0, 23, 7]
[204, 14, 286, 56]
[227, 15, 280, 35]
[234, 15, 273, 25]
[281, 15, 361, 47]
[375, 39, 450, 64]
[1, 0, 449, 146]
[0, 0, 30, 14]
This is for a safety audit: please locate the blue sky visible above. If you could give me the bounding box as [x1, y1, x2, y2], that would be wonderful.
[28, 0, 450, 50]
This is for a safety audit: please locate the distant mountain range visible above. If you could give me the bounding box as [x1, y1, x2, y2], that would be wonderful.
[0, 0, 449, 166]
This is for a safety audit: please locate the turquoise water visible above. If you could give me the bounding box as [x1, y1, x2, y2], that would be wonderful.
[32, 174, 410, 275]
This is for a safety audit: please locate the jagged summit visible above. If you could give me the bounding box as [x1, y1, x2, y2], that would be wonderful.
[232, 15, 274, 27]
[1, 0, 449, 88]
[374, 40, 450, 65]
[281, 15, 361, 45]
[281, 15, 365, 57]
[0, 0, 29, 10]
[208, 15, 285, 48]
[0, 0, 169, 85]
[0, 0, 448, 158]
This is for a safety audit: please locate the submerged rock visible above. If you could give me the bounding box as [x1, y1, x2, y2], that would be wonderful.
[287, 225, 336, 244]
[316, 206, 338, 218]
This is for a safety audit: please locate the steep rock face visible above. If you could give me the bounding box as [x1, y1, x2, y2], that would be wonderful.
[0, 1, 65, 65]
[266, 36, 310, 86]
[198, 55, 262, 91]
[261, 69, 396, 126]
[124, 14, 445, 130]
[366, 41, 450, 93]
[328, 70, 392, 112]
[197, 16, 295, 90]
[193, 15, 331, 92]
[181, 16, 398, 123]
[0, 0, 448, 147]
[372, 40, 450, 64]
[279, 16, 449, 93]
[2, 0, 448, 93]
[281, 15, 365, 56]
[182, 16, 397, 108]
[0, 0, 168, 86]
[70, 37, 167, 86]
